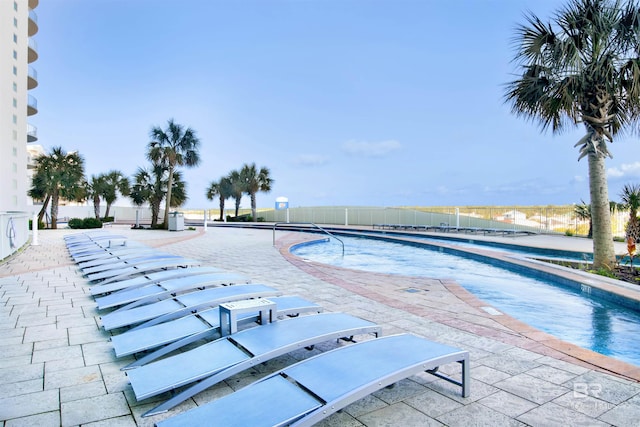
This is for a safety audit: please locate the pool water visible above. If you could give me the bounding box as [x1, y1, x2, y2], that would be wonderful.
[292, 236, 640, 367]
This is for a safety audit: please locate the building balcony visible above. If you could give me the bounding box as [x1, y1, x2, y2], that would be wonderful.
[29, 0, 39, 9]
[27, 66, 38, 89]
[28, 9, 38, 36]
[28, 38, 38, 63]
[27, 95, 38, 116]
[27, 123, 38, 142]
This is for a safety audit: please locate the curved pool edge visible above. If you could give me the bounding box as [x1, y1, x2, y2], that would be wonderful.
[274, 229, 640, 383]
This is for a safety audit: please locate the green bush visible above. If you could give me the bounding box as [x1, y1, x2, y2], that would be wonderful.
[28, 219, 45, 230]
[101, 216, 114, 223]
[68, 217, 103, 229]
[565, 230, 574, 236]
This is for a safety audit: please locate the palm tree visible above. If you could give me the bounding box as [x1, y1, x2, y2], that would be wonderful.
[148, 119, 201, 228]
[30, 146, 85, 229]
[88, 175, 107, 219]
[620, 183, 640, 243]
[206, 176, 234, 221]
[28, 169, 51, 226]
[574, 200, 592, 237]
[240, 163, 273, 221]
[504, 0, 640, 270]
[228, 170, 244, 217]
[100, 170, 130, 219]
[130, 164, 187, 227]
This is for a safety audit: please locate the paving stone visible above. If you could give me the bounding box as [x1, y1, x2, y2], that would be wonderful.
[357, 401, 442, 427]
[552, 391, 615, 418]
[436, 401, 526, 426]
[598, 394, 640, 425]
[32, 344, 82, 364]
[404, 388, 464, 418]
[525, 364, 579, 385]
[494, 373, 569, 405]
[478, 390, 538, 418]
[0, 364, 43, 385]
[60, 380, 106, 403]
[0, 389, 59, 421]
[33, 338, 69, 351]
[23, 324, 67, 342]
[565, 371, 640, 405]
[45, 365, 101, 389]
[4, 410, 60, 426]
[82, 415, 137, 427]
[470, 365, 512, 385]
[517, 401, 609, 427]
[61, 392, 130, 426]
[343, 393, 389, 418]
[477, 354, 541, 376]
[44, 354, 87, 372]
[0, 343, 32, 358]
[0, 378, 42, 399]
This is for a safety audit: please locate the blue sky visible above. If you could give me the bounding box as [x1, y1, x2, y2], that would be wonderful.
[33, 0, 640, 209]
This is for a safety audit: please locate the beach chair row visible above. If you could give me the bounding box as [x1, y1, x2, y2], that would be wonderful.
[372, 223, 537, 236]
[66, 230, 470, 426]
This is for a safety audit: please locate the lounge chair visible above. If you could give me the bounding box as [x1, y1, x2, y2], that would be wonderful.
[99, 283, 280, 331]
[76, 249, 179, 274]
[114, 295, 322, 363]
[85, 258, 203, 284]
[89, 266, 225, 296]
[95, 271, 250, 310]
[80, 253, 184, 275]
[126, 312, 382, 417]
[156, 333, 469, 426]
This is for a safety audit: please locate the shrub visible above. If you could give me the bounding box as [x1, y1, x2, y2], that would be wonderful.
[28, 219, 45, 230]
[101, 216, 114, 223]
[565, 230, 574, 236]
[82, 217, 103, 229]
[68, 217, 103, 229]
[68, 218, 84, 229]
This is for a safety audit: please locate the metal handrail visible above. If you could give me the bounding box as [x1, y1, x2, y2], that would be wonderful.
[273, 222, 344, 256]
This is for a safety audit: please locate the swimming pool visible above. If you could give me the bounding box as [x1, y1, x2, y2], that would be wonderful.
[291, 235, 640, 367]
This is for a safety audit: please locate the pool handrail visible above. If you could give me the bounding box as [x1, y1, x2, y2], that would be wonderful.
[273, 222, 344, 256]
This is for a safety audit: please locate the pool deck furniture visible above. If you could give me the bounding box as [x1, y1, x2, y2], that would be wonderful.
[155, 333, 469, 426]
[99, 283, 281, 331]
[113, 295, 323, 361]
[127, 312, 382, 417]
[94, 271, 250, 310]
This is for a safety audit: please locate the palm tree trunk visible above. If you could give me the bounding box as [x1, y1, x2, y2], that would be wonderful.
[105, 203, 112, 219]
[163, 168, 174, 229]
[38, 194, 51, 225]
[51, 190, 59, 230]
[219, 199, 225, 221]
[93, 196, 101, 219]
[251, 193, 257, 221]
[589, 153, 616, 269]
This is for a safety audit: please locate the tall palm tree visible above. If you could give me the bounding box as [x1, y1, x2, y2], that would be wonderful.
[30, 146, 85, 229]
[240, 163, 273, 221]
[620, 183, 640, 243]
[88, 174, 107, 219]
[148, 119, 201, 228]
[228, 170, 244, 217]
[100, 170, 130, 219]
[206, 176, 234, 221]
[505, 0, 640, 270]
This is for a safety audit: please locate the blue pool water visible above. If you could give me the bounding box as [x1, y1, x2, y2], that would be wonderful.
[292, 236, 640, 367]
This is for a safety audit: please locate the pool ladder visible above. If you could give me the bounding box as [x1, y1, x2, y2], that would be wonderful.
[273, 222, 345, 256]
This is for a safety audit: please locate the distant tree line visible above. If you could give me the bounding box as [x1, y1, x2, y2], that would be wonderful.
[28, 119, 273, 230]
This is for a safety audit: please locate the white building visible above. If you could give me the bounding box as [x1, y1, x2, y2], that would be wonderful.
[0, 0, 39, 212]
